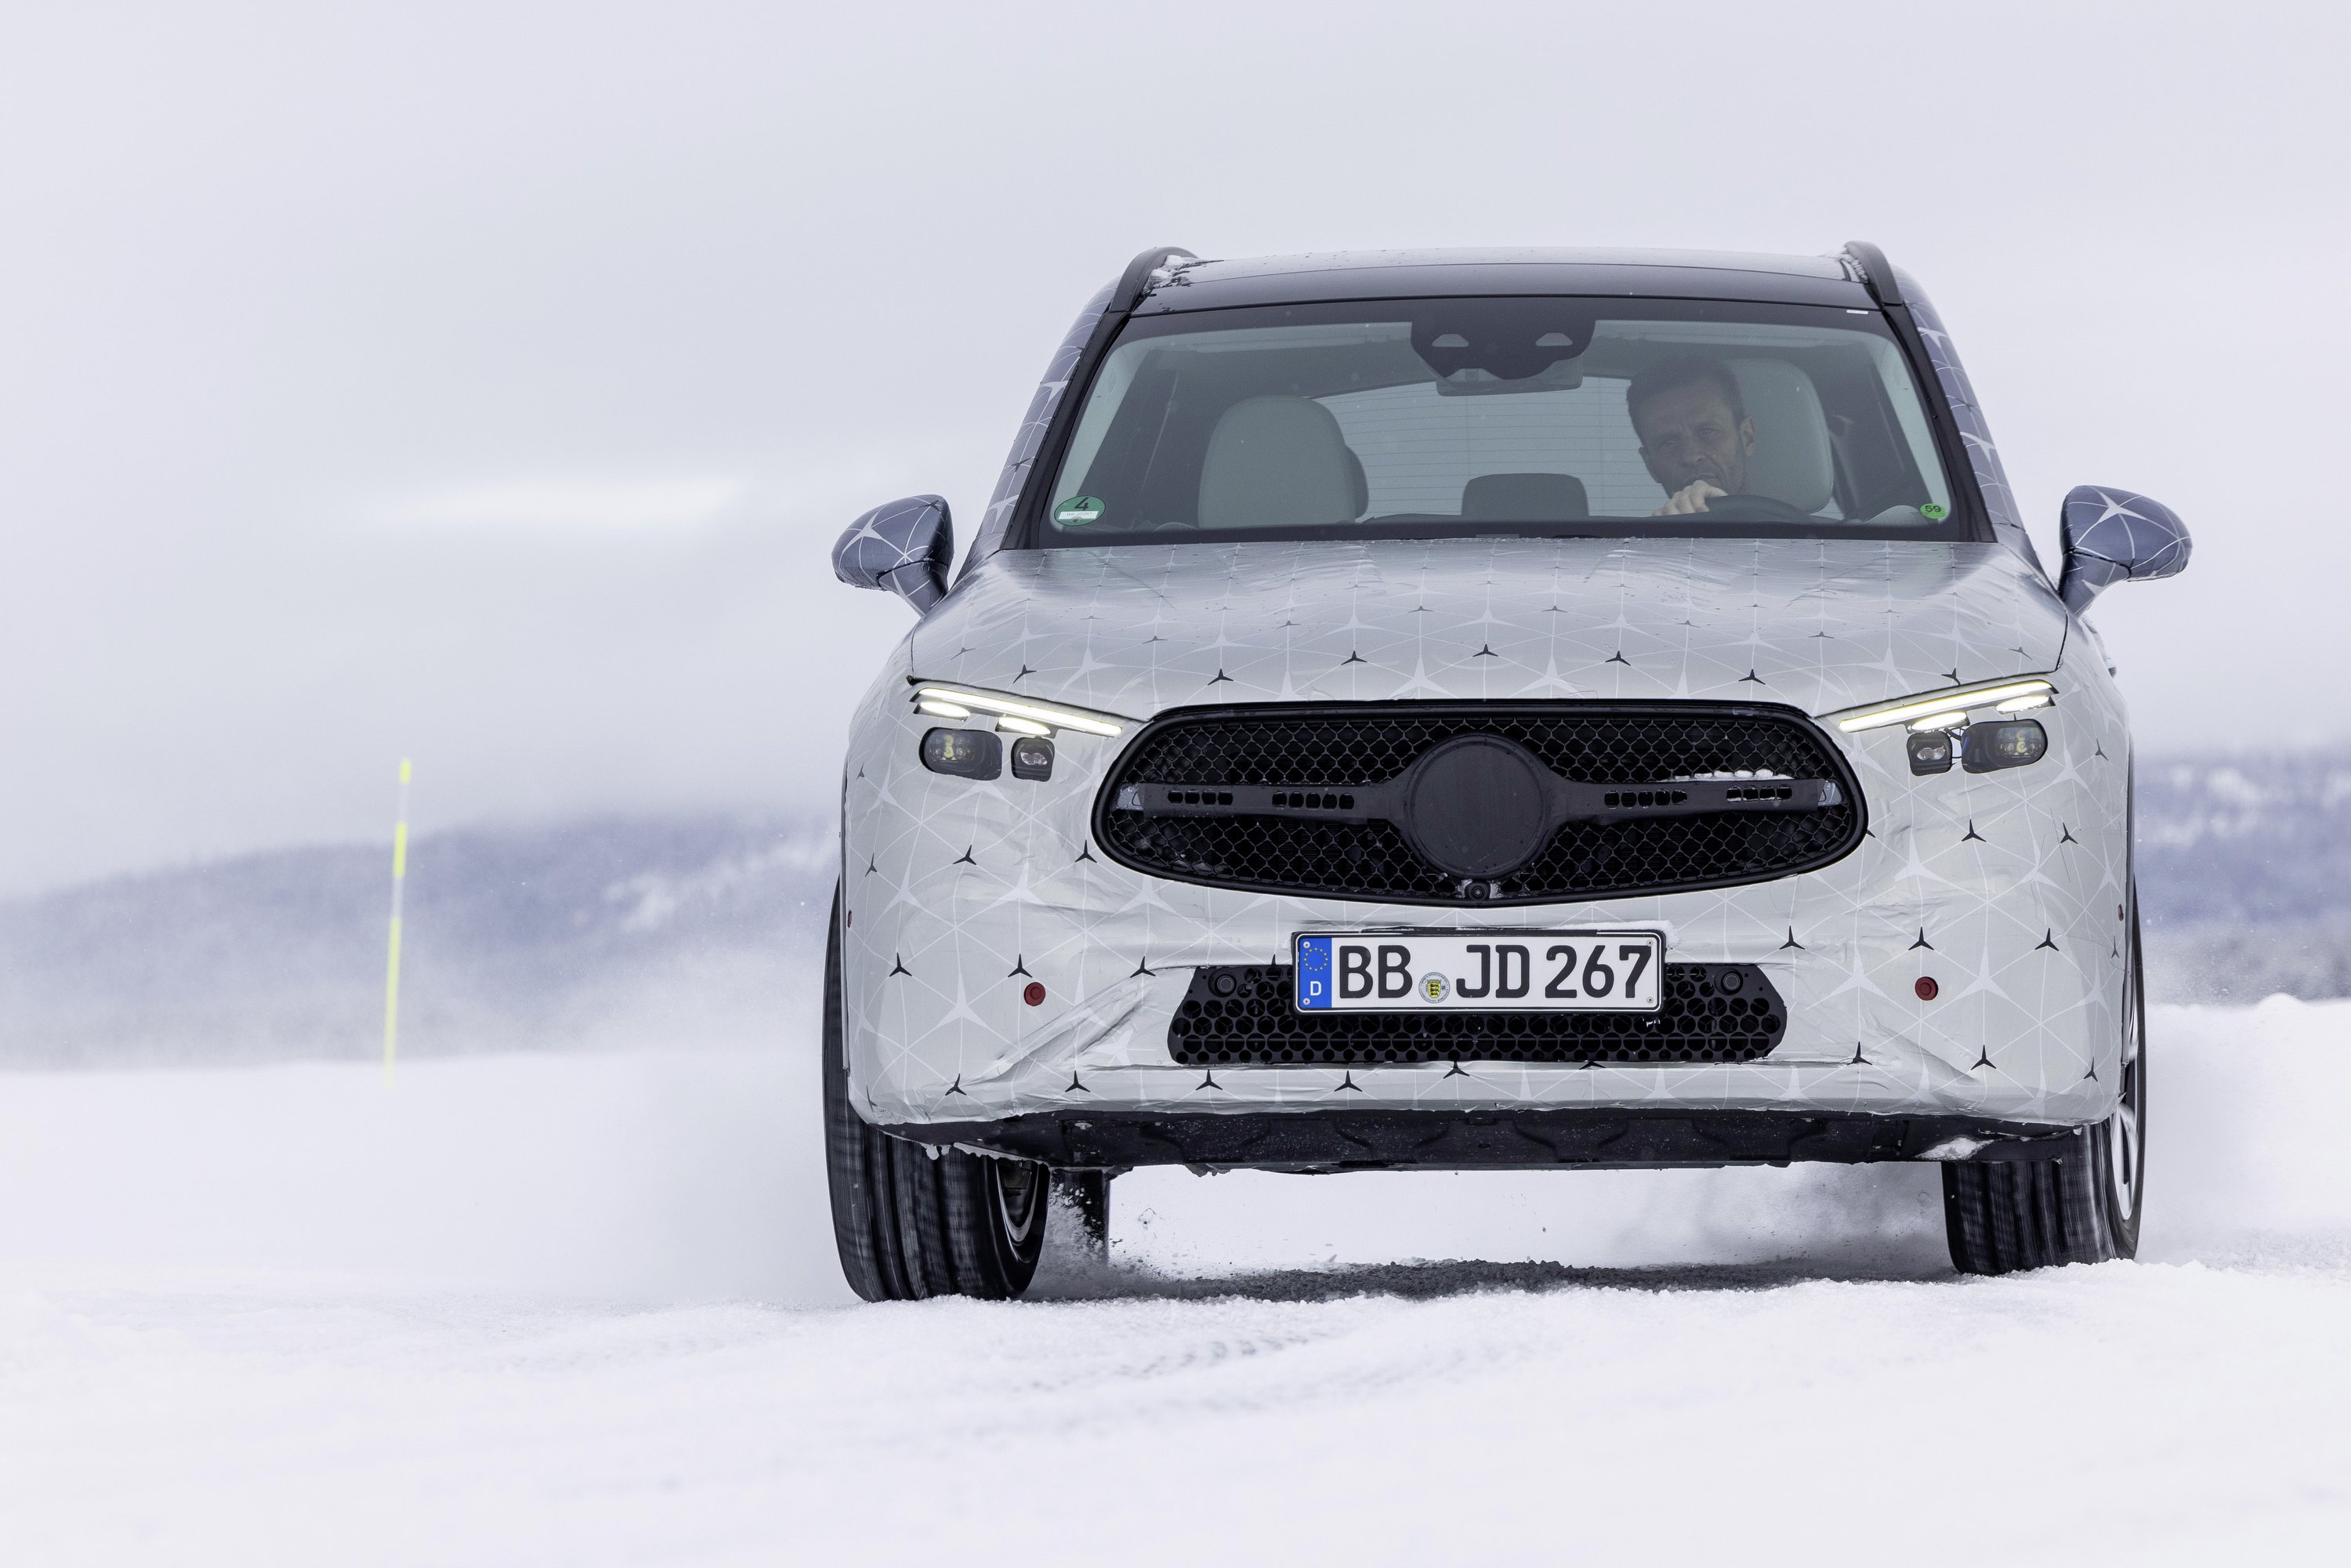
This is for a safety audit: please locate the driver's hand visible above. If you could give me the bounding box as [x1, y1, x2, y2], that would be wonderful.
[1653, 481, 1726, 516]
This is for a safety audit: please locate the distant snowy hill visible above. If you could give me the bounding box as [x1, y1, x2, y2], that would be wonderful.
[0, 752, 2343, 1064]
[2137, 754, 2351, 923]
[0, 817, 835, 1066]
[2135, 754, 2351, 1001]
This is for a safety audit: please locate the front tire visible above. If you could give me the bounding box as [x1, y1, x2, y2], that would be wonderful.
[821, 887, 1047, 1301]
[1942, 902, 2146, 1274]
[2097, 901, 2148, 1255]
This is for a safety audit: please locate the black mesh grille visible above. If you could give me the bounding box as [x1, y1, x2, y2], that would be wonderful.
[1095, 703, 1864, 904]
[1169, 964, 1787, 1066]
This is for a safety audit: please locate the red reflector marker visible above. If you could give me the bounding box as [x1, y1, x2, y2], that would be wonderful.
[1023, 981, 1045, 1007]
[1914, 976, 1939, 1001]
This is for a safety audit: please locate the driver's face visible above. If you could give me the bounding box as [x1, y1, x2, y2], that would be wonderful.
[1635, 382, 1755, 497]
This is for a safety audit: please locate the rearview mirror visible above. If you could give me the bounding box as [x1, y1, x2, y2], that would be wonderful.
[2057, 485, 2191, 614]
[833, 494, 952, 614]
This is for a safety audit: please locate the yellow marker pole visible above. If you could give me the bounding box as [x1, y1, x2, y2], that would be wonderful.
[383, 759, 412, 1080]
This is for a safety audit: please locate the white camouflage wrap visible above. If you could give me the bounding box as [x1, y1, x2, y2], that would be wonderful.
[838, 537, 2132, 1132]
[1893, 270, 2044, 574]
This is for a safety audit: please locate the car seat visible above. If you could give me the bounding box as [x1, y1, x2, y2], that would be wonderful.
[1197, 397, 1368, 530]
[1461, 472, 1590, 522]
[1725, 360, 1835, 515]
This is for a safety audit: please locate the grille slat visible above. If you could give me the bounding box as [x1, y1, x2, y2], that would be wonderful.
[1170, 963, 1788, 1066]
[1094, 702, 1864, 905]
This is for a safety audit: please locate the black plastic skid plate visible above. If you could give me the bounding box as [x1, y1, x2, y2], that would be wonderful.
[882, 1107, 2084, 1173]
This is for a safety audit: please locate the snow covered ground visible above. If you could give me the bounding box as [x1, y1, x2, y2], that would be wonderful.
[3, 1001, 2347, 1565]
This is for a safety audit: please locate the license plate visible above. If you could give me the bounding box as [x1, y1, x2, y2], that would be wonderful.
[1292, 931, 1664, 1012]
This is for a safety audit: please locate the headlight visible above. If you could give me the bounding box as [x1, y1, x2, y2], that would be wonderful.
[1830, 677, 2056, 734]
[1903, 719, 2049, 777]
[920, 727, 1002, 779]
[1963, 719, 2048, 773]
[909, 683, 1132, 784]
[910, 683, 1128, 738]
[1834, 679, 2059, 778]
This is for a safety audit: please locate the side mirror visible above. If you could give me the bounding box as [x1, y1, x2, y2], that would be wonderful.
[2057, 485, 2191, 614]
[833, 494, 953, 614]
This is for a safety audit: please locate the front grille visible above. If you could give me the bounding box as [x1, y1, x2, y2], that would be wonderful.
[1094, 702, 1864, 905]
[1169, 963, 1787, 1066]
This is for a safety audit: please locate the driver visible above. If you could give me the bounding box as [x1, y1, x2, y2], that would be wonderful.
[1627, 358, 1756, 516]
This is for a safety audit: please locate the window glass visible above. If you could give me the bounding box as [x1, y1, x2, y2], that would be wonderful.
[1320, 376, 1669, 520]
[1031, 298, 1963, 546]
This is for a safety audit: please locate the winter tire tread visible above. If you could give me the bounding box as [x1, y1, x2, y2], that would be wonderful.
[1942, 900, 2146, 1276]
[821, 885, 1047, 1300]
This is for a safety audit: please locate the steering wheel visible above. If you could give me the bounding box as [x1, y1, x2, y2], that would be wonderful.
[1697, 493, 1814, 524]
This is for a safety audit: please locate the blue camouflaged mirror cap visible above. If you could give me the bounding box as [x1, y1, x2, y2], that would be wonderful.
[2058, 486, 2192, 614]
[834, 494, 952, 613]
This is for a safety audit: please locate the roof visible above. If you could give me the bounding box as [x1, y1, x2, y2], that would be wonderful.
[1133, 248, 1872, 315]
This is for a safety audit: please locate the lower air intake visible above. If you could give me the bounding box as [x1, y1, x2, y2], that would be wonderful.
[1169, 963, 1787, 1066]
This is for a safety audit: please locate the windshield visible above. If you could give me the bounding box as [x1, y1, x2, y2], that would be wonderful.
[1027, 298, 1966, 546]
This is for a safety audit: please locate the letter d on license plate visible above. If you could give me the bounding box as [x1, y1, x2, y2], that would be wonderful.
[1293, 932, 1664, 1012]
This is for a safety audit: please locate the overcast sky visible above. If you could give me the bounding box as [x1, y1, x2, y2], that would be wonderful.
[2, 0, 2343, 895]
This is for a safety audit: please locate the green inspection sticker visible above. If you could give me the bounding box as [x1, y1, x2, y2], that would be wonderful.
[1921, 502, 1949, 520]
[1054, 494, 1107, 525]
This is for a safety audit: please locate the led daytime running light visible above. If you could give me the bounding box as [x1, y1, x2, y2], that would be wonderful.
[1835, 679, 2056, 733]
[912, 685, 1125, 737]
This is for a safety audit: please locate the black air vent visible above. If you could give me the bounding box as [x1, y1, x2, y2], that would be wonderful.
[1169, 963, 1787, 1066]
[1094, 702, 1864, 905]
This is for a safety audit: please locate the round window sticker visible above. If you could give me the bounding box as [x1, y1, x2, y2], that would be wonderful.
[1054, 494, 1107, 526]
[1921, 502, 1949, 520]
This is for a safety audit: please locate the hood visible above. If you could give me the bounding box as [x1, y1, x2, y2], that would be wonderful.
[911, 538, 2067, 722]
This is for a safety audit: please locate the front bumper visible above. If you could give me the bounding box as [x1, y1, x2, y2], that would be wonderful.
[840, 657, 2133, 1133]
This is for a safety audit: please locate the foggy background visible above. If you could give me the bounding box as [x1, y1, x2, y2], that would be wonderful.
[9, 20, 2351, 1550]
[4, 0, 2343, 901]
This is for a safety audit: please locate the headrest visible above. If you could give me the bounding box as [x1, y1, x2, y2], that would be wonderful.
[1726, 359, 1835, 514]
[1197, 397, 1367, 530]
[1462, 472, 1589, 522]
